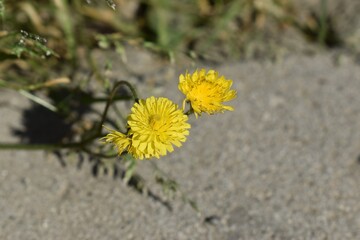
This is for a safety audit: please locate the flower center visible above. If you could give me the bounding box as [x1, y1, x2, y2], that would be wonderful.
[149, 114, 162, 131]
[189, 81, 215, 102]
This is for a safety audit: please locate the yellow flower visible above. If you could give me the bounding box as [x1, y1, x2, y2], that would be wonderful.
[102, 128, 131, 155]
[102, 97, 190, 160]
[128, 97, 190, 159]
[179, 69, 237, 117]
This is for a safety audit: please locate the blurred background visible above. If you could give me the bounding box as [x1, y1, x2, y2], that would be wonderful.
[1, 0, 360, 92]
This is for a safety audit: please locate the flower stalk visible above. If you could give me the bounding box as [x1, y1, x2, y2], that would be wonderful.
[0, 80, 139, 156]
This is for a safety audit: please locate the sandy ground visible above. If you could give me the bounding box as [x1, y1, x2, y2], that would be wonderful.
[1, 51, 360, 240]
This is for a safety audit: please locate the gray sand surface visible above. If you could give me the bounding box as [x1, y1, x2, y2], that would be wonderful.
[1, 52, 360, 239]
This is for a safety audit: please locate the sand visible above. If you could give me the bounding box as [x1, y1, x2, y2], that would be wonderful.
[1, 51, 360, 239]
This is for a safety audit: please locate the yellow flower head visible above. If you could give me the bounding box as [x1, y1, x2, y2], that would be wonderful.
[102, 129, 131, 156]
[128, 97, 190, 159]
[102, 97, 190, 160]
[179, 69, 237, 117]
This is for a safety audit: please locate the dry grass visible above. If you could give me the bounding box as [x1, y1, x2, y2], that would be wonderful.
[0, 0, 340, 91]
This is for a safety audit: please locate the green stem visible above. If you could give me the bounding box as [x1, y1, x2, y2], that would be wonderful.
[111, 101, 127, 132]
[97, 80, 138, 135]
[0, 81, 138, 153]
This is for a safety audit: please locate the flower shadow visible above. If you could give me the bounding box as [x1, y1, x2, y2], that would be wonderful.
[10, 87, 173, 211]
[12, 103, 74, 144]
[12, 87, 94, 144]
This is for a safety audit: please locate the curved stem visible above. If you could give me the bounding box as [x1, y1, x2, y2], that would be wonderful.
[97, 80, 138, 135]
[0, 81, 138, 153]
